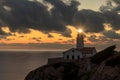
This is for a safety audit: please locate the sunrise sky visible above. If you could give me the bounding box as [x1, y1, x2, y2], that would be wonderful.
[0, 0, 120, 51]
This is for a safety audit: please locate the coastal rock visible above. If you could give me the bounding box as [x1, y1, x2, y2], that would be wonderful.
[25, 60, 120, 80]
[25, 62, 86, 80]
[25, 45, 120, 80]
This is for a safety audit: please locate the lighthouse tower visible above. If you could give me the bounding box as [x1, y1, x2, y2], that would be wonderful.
[76, 31, 84, 48]
[63, 29, 96, 60]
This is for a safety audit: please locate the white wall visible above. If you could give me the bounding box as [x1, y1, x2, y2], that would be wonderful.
[63, 48, 97, 60]
[63, 49, 83, 60]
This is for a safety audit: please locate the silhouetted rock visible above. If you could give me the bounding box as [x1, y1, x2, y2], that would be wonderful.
[91, 45, 116, 64]
[25, 62, 88, 80]
[105, 52, 120, 67]
[25, 45, 120, 80]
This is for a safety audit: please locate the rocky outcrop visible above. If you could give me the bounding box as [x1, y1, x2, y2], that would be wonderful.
[25, 62, 88, 80]
[90, 65, 120, 80]
[25, 45, 120, 80]
[25, 57, 120, 80]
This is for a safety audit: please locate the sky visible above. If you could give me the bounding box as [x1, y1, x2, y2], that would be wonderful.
[0, 0, 120, 51]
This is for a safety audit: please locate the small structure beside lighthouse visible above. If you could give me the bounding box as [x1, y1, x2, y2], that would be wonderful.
[63, 29, 96, 60]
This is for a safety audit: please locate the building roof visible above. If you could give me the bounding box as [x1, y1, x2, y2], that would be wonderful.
[76, 47, 96, 54]
[63, 48, 75, 54]
[63, 47, 96, 54]
[77, 47, 95, 51]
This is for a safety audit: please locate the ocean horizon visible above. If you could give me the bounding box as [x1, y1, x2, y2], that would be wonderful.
[0, 49, 66, 52]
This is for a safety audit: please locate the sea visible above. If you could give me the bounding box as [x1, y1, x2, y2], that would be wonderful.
[0, 50, 63, 80]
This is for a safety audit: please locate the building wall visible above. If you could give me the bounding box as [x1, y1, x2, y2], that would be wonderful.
[93, 49, 97, 55]
[63, 49, 97, 60]
[63, 49, 83, 60]
[84, 53, 93, 58]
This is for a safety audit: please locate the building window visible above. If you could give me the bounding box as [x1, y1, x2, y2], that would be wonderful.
[72, 55, 75, 59]
[72, 50, 74, 52]
[77, 55, 80, 60]
[67, 55, 69, 59]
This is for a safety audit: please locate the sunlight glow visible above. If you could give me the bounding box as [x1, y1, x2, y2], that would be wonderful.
[78, 29, 83, 33]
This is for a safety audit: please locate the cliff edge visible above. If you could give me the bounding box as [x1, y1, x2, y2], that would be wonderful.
[25, 45, 120, 80]
[25, 62, 86, 80]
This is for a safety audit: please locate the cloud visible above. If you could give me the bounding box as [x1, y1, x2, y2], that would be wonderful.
[61, 28, 72, 37]
[31, 37, 41, 42]
[0, 28, 11, 39]
[88, 35, 98, 42]
[103, 30, 120, 39]
[100, 0, 120, 30]
[73, 9, 105, 32]
[19, 35, 25, 38]
[0, 0, 80, 37]
[45, 0, 80, 25]
[48, 34, 53, 38]
[73, 0, 120, 33]
[0, 0, 120, 40]
[62, 39, 75, 44]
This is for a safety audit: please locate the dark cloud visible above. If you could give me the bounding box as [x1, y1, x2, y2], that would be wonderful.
[61, 28, 72, 37]
[0, 0, 80, 37]
[73, 0, 120, 34]
[88, 34, 112, 43]
[88, 35, 98, 42]
[103, 30, 120, 39]
[48, 34, 53, 38]
[100, 0, 120, 30]
[32, 37, 41, 42]
[0, 0, 120, 39]
[0, 35, 6, 39]
[73, 9, 105, 32]
[45, 0, 80, 25]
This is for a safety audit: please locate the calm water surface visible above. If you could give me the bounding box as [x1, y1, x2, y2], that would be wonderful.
[0, 51, 62, 80]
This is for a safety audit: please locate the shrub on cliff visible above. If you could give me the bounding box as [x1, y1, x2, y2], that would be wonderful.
[91, 45, 116, 64]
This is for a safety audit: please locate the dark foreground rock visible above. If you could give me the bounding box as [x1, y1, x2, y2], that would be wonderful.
[25, 62, 86, 80]
[25, 45, 120, 80]
[90, 65, 120, 80]
[25, 62, 120, 80]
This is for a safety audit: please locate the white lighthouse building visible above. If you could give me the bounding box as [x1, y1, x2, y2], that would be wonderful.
[63, 30, 96, 60]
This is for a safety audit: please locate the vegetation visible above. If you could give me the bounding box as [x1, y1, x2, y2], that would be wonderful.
[91, 45, 116, 64]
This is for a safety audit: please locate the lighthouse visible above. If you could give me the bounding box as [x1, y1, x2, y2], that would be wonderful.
[63, 29, 96, 60]
[76, 31, 84, 48]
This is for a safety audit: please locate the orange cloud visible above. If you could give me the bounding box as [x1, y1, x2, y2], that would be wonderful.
[0, 26, 103, 46]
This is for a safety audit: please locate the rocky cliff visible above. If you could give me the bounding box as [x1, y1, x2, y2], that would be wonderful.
[25, 62, 84, 80]
[25, 45, 120, 80]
